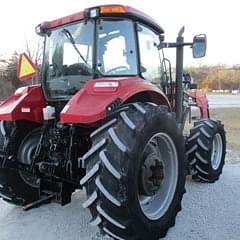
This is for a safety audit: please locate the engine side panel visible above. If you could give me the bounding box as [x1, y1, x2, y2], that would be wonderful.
[60, 77, 171, 124]
[0, 85, 47, 123]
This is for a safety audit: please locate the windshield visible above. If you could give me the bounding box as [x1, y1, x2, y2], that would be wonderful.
[45, 20, 94, 99]
[96, 19, 137, 76]
[44, 19, 138, 100]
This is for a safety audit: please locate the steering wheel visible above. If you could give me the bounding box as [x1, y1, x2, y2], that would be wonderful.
[106, 66, 128, 74]
[66, 63, 92, 76]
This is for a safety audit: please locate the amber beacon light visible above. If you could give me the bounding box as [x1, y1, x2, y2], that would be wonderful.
[100, 5, 126, 14]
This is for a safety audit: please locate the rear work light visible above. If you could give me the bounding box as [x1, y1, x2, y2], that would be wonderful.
[89, 8, 99, 18]
[100, 5, 126, 14]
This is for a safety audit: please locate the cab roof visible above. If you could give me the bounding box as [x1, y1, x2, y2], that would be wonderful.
[40, 5, 164, 34]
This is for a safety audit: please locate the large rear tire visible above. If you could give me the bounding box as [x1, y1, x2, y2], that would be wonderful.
[81, 103, 186, 240]
[186, 119, 226, 183]
[0, 121, 40, 205]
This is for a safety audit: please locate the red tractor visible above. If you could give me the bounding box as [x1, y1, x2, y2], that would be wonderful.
[0, 5, 226, 240]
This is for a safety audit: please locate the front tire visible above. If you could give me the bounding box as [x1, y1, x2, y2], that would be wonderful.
[81, 103, 186, 240]
[186, 119, 226, 183]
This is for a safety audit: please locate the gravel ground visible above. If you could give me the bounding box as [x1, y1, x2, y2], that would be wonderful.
[207, 94, 240, 108]
[0, 96, 239, 240]
[226, 149, 240, 164]
[0, 163, 240, 240]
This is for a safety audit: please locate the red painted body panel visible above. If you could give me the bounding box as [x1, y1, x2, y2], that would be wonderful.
[41, 11, 85, 29]
[41, 5, 163, 33]
[61, 77, 170, 124]
[189, 89, 209, 118]
[0, 85, 47, 123]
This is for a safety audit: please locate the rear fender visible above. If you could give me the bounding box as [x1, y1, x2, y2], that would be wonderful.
[60, 77, 171, 124]
[124, 90, 171, 107]
[189, 89, 209, 118]
[0, 85, 47, 123]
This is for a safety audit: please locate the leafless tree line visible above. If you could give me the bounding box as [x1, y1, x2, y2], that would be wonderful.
[0, 38, 43, 99]
[187, 65, 240, 91]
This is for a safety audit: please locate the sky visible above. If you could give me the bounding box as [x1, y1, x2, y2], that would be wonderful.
[0, 0, 240, 66]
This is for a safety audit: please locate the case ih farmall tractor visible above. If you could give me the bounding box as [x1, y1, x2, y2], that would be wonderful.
[0, 5, 226, 240]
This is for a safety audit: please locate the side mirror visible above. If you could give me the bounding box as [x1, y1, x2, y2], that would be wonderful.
[192, 34, 207, 58]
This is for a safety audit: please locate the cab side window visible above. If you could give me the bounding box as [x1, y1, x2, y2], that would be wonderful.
[137, 24, 162, 85]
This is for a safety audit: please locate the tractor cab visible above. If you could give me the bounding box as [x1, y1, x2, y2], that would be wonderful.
[43, 17, 138, 100]
[35, 4, 206, 118]
[36, 5, 167, 101]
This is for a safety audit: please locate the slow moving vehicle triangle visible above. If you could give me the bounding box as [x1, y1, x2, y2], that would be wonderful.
[17, 53, 37, 80]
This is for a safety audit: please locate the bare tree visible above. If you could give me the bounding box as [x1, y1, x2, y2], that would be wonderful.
[0, 52, 21, 99]
[25, 36, 44, 84]
[25, 37, 43, 67]
[0, 36, 44, 99]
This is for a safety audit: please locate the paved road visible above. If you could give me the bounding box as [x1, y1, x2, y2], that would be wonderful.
[207, 94, 240, 108]
[0, 164, 240, 240]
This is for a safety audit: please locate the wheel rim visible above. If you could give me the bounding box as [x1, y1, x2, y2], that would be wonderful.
[138, 133, 178, 220]
[211, 133, 223, 170]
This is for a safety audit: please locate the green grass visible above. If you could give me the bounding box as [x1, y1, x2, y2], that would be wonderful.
[210, 108, 240, 150]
